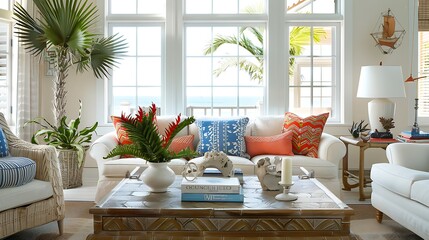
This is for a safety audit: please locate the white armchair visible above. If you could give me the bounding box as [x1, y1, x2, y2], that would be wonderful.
[371, 143, 429, 239]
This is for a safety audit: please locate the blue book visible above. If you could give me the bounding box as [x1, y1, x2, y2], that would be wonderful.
[181, 189, 244, 203]
[181, 177, 241, 194]
[400, 130, 429, 139]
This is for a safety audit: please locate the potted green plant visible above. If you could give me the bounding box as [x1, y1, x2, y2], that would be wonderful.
[26, 100, 97, 189]
[105, 103, 197, 192]
[13, 0, 126, 126]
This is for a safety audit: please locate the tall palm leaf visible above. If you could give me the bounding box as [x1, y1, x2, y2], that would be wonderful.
[13, 0, 127, 126]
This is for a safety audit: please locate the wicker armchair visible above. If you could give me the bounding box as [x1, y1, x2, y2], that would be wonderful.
[0, 113, 65, 238]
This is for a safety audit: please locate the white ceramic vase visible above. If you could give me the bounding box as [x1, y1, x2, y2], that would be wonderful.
[140, 162, 175, 192]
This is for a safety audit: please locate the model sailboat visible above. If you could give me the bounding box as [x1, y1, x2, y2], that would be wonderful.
[370, 9, 405, 54]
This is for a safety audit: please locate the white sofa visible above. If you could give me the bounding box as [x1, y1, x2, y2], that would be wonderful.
[89, 115, 346, 203]
[371, 143, 429, 239]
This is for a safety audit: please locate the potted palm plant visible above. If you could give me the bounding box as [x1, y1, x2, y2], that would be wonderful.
[13, 0, 127, 126]
[14, 0, 126, 189]
[26, 100, 97, 188]
[105, 103, 197, 192]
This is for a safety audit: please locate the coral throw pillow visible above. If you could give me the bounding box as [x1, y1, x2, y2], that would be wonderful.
[196, 118, 249, 157]
[244, 131, 294, 158]
[283, 112, 329, 158]
[168, 135, 194, 154]
[111, 116, 132, 145]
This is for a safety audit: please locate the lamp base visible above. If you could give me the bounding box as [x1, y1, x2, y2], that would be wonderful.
[368, 98, 395, 133]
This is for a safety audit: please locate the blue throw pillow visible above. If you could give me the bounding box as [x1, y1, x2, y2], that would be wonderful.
[0, 128, 9, 157]
[196, 117, 249, 158]
[0, 157, 36, 189]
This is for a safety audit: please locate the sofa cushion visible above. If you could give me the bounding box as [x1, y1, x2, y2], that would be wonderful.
[411, 180, 429, 207]
[250, 155, 338, 179]
[169, 135, 194, 154]
[371, 163, 429, 198]
[196, 118, 249, 157]
[250, 116, 285, 136]
[189, 155, 255, 175]
[0, 157, 36, 189]
[283, 112, 329, 158]
[245, 131, 294, 158]
[0, 127, 9, 157]
[0, 179, 53, 212]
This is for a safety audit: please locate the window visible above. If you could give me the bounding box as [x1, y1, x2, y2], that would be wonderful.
[184, 0, 266, 117]
[106, 1, 165, 117]
[287, 25, 339, 119]
[104, 0, 343, 121]
[109, 24, 163, 116]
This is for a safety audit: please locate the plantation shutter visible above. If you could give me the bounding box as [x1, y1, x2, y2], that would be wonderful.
[418, 33, 429, 117]
[419, 0, 429, 31]
[0, 21, 9, 115]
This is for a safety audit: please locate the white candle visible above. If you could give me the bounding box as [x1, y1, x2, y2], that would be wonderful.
[280, 158, 292, 185]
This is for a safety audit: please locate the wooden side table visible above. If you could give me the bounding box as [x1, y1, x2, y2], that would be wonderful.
[339, 136, 398, 201]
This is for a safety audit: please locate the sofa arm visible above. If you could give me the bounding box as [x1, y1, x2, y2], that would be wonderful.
[88, 131, 120, 176]
[386, 143, 429, 172]
[317, 133, 346, 167]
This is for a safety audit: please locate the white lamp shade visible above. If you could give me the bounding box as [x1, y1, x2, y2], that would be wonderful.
[357, 66, 406, 98]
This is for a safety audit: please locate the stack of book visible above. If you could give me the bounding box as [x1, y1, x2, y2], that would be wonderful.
[202, 168, 244, 184]
[181, 177, 244, 203]
[397, 130, 429, 143]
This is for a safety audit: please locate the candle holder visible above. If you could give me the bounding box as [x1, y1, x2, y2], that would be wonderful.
[275, 182, 298, 201]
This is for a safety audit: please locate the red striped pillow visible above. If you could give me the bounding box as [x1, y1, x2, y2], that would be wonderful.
[283, 112, 329, 158]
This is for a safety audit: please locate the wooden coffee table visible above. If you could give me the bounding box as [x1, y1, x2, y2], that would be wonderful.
[87, 175, 354, 240]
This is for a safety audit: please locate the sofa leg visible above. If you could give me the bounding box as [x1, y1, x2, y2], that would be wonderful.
[57, 219, 64, 235]
[376, 210, 383, 223]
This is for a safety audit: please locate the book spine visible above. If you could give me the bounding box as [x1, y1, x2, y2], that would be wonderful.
[181, 184, 241, 194]
[181, 193, 244, 202]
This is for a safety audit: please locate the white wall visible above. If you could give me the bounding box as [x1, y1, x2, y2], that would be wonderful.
[36, 0, 417, 175]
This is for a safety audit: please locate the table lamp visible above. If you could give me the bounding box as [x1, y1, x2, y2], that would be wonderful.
[357, 65, 406, 133]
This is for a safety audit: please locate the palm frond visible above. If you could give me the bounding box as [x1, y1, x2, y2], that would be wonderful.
[13, 3, 47, 56]
[83, 34, 127, 78]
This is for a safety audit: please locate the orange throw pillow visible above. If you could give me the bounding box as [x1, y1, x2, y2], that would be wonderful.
[283, 112, 329, 158]
[245, 131, 294, 158]
[112, 116, 132, 145]
[168, 135, 195, 154]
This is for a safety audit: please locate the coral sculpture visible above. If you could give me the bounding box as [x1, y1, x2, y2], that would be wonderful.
[379, 117, 395, 132]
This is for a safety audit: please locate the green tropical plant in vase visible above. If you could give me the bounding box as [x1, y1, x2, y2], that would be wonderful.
[25, 100, 98, 168]
[13, 0, 127, 126]
[104, 103, 198, 162]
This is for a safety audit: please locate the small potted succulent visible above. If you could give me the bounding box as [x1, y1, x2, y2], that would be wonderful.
[349, 120, 370, 138]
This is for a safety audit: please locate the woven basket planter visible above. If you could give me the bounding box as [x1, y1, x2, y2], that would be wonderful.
[57, 149, 85, 189]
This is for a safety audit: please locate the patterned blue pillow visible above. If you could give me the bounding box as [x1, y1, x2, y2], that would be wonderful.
[0, 157, 36, 189]
[196, 118, 249, 158]
[0, 128, 9, 157]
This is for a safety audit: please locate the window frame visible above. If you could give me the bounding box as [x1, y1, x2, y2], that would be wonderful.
[101, 0, 345, 125]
